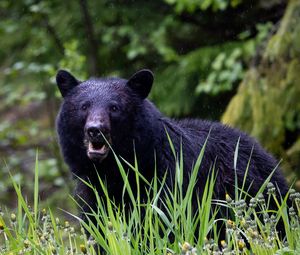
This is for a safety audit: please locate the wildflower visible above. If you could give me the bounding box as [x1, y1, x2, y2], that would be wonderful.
[64, 221, 70, 228]
[240, 218, 248, 229]
[39, 235, 46, 245]
[122, 232, 129, 242]
[238, 239, 245, 250]
[191, 247, 197, 254]
[10, 213, 16, 223]
[263, 213, 270, 224]
[268, 227, 276, 242]
[41, 208, 48, 222]
[226, 219, 236, 230]
[226, 219, 236, 235]
[289, 189, 296, 200]
[87, 236, 96, 246]
[249, 198, 257, 209]
[243, 215, 253, 230]
[64, 221, 70, 232]
[270, 214, 277, 224]
[24, 239, 30, 249]
[80, 244, 87, 254]
[248, 229, 259, 239]
[44, 232, 49, 241]
[220, 240, 227, 248]
[70, 227, 76, 237]
[236, 209, 243, 219]
[80, 227, 87, 239]
[257, 193, 266, 207]
[225, 193, 232, 204]
[51, 246, 57, 255]
[0, 221, 4, 231]
[181, 241, 192, 252]
[289, 207, 296, 217]
[42, 208, 47, 216]
[107, 221, 114, 231]
[236, 199, 246, 210]
[267, 182, 276, 195]
[289, 190, 300, 206]
[294, 192, 300, 207]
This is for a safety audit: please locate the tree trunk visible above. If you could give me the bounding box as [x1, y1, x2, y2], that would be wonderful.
[79, 0, 100, 76]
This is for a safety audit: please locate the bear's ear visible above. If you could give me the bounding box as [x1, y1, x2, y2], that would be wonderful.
[56, 70, 80, 97]
[127, 69, 154, 99]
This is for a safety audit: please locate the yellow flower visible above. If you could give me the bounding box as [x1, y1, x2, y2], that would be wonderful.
[181, 241, 192, 252]
[10, 213, 16, 223]
[80, 244, 87, 254]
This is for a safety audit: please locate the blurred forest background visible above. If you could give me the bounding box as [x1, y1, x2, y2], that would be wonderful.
[1, 0, 300, 213]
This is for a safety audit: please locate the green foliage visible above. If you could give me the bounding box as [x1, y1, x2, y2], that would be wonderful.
[1, 149, 300, 254]
[0, 0, 296, 214]
[222, 1, 300, 180]
[0, 158, 90, 254]
[165, 0, 242, 13]
[151, 25, 272, 116]
[195, 22, 273, 96]
[196, 48, 243, 95]
[0, 0, 279, 117]
[59, 41, 87, 80]
[70, 138, 300, 254]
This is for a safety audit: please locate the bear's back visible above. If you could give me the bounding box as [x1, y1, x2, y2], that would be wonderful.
[175, 118, 287, 194]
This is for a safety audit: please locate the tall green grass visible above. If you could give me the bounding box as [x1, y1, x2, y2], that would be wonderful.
[1, 143, 300, 254]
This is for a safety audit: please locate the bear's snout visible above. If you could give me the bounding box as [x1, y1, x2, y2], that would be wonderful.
[85, 121, 110, 141]
[84, 122, 111, 162]
[87, 126, 101, 139]
[86, 126, 108, 140]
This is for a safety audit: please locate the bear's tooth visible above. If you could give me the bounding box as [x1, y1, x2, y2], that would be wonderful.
[99, 144, 106, 153]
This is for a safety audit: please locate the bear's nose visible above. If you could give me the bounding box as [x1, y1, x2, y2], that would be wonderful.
[87, 127, 101, 139]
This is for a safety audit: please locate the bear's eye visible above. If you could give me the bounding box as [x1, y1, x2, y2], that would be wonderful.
[110, 105, 119, 112]
[81, 102, 90, 111]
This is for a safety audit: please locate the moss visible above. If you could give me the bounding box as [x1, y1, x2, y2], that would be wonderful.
[265, 0, 300, 60]
[222, 0, 300, 177]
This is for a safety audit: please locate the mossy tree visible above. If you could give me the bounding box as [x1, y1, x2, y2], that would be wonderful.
[222, 0, 300, 183]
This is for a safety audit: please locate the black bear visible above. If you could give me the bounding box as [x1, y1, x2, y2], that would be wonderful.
[56, 69, 288, 227]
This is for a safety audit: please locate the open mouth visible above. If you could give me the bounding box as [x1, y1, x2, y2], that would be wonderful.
[87, 140, 110, 161]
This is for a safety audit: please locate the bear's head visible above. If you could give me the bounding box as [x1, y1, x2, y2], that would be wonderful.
[56, 69, 154, 163]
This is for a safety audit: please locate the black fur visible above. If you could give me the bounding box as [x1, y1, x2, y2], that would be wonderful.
[56, 69, 288, 228]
